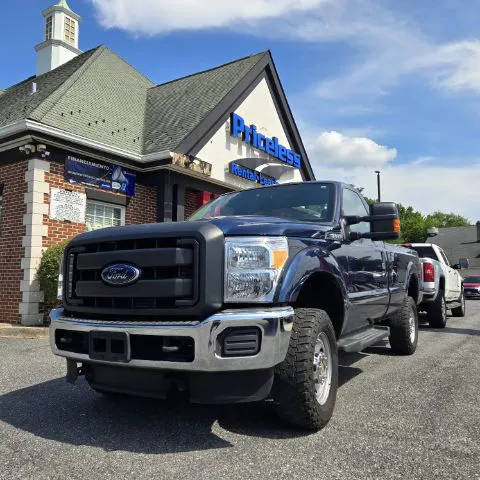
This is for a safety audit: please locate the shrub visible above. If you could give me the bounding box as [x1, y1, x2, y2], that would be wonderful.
[37, 242, 67, 307]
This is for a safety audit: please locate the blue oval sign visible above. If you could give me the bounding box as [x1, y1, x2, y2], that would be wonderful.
[101, 264, 141, 286]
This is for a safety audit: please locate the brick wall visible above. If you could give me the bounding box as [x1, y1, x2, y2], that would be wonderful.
[44, 162, 158, 248]
[125, 183, 157, 224]
[185, 189, 199, 219]
[43, 162, 86, 247]
[0, 160, 28, 324]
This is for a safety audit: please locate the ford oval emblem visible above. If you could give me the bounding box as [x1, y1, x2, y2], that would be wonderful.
[101, 264, 141, 286]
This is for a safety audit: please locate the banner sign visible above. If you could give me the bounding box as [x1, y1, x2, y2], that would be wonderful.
[230, 162, 278, 186]
[65, 155, 136, 196]
[50, 188, 86, 224]
[230, 112, 301, 169]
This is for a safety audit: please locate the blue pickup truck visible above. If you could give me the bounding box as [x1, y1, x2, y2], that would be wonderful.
[50, 181, 422, 430]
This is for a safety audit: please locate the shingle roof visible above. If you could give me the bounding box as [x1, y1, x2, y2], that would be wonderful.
[0, 46, 100, 129]
[0, 48, 306, 165]
[35, 46, 154, 153]
[434, 225, 480, 268]
[143, 52, 267, 154]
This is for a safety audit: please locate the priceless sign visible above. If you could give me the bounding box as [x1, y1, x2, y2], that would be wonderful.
[50, 188, 86, 224]
[230, 113, 301, 168]
[65, 155, 136, 196]
[230, 162, 278, 185]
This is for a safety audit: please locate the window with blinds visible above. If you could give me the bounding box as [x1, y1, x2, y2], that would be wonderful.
[86, 201, 125, 231]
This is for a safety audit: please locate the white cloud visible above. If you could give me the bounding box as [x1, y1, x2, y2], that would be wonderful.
[426, 41, 480, 93]
[90, 0, 480, 98]
[281, 2, 480, 99]
[311, 161, 479, 223]
[307, 130, 476, 221]
[90, 0, 327, 35]
[309, 131, 397, 168]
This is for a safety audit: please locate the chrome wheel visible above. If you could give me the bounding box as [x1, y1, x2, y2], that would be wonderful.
[408, 311, 416, 344]
[313, 332, 332, 405]
[441, 296, 446, 320]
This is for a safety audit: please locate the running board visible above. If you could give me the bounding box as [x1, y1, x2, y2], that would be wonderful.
[337, 326, 390, 353]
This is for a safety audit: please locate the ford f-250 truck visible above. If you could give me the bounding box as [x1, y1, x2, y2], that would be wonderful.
[50, 181, 422, 430]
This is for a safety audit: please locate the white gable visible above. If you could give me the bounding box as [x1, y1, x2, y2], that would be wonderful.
[196, 78, 304, 189]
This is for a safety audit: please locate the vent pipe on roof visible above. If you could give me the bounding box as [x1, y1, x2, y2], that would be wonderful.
[31, 82, 37, 95]
[476, 221, 480, 243]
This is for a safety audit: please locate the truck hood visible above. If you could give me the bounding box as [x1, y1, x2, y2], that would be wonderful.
[69, 216, 333, 246]
[206, 215, 332, 238]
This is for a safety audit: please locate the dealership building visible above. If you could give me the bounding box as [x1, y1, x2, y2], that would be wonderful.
[0, 0, 314, 325]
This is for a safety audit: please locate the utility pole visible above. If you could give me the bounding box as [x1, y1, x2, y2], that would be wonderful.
[374, 170, 381, 202]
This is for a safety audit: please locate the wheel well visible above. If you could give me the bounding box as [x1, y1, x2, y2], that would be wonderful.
[439, 276, 445, 291]
[408, 274, 419, 303]
[294, 272, 344, 338]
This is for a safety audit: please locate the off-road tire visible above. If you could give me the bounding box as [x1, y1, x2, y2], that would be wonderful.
[389, 296, 418, 355]
[451, 290, 466, 317]
[426, 290, 447, 328]
[272, 308, 338, 431]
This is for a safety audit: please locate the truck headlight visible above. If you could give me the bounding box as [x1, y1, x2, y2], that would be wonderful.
[224, 237, 289, 303]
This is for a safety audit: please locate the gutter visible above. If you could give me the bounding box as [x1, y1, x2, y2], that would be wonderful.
[0, 120, 172, 164]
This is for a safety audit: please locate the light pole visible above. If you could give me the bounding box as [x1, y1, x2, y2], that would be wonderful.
[374, 170, 381, 202]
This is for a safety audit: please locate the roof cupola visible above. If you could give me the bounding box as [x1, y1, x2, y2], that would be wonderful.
[35, 0, 82, 76]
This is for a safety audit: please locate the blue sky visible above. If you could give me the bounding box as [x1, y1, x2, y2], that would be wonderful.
[1, 0, 479, 220]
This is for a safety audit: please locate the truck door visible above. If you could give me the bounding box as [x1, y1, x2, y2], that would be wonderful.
[438, 248, 460, 300]
[341, 188, 390, 333]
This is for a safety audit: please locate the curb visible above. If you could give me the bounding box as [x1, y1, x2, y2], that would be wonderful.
[0, 324, 49, 339]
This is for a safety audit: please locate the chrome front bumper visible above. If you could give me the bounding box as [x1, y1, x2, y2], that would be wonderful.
[49, 307, 294, 372]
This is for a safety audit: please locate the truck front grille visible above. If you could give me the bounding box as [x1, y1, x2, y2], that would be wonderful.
[65, 237, 199, 312]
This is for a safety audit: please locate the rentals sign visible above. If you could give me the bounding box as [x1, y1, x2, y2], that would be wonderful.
[229, 162, 278, 185]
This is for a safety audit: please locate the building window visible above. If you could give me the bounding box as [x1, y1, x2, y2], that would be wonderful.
[86, 201, 125, 231]
[64, 16, 76, 45]
[45, 16, 53, 40]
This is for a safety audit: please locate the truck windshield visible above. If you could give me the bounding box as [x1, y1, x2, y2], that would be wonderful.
[189, 183, 336, 223]
[409, 246, 438, 260]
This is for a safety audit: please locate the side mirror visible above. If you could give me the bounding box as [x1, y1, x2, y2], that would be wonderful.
[459, 258, 469, 269]
[345, 202, 400, 241]
[368, 202, 401, 240]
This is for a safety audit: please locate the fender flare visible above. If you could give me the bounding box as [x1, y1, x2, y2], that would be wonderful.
[276, 245, 349, 311]
[405, 260, 421, 303]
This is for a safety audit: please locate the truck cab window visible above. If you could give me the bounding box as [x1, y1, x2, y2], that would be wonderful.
[439, 249, 451, 266]
[342, 188, 370, 234]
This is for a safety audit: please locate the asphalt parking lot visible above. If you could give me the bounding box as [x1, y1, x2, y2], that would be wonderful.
[1, 304, 479, 480]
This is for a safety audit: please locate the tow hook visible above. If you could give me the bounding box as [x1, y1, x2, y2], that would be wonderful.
[66, 359, 86, 384]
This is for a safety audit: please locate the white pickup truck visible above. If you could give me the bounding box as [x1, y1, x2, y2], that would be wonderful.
[402, 243, 466, 327]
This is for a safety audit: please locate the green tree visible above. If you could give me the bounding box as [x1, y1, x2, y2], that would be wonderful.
[36, 242, 67, 310]
[424, 211, 470, 229]
[351, 185, 470, 243]
[396, 205, 469, 243]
